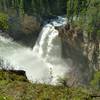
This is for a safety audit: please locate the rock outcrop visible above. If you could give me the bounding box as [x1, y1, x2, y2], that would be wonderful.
[21, 14, 41, 34]
[56, 24, 93, 87]
[8, 14, 42, 46]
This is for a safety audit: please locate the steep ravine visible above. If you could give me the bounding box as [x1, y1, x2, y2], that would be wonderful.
[56, 23, 100, 86]
[0, 17, 97, 87]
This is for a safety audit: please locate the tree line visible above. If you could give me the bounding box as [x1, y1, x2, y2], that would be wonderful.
[0, 0, 66, 18]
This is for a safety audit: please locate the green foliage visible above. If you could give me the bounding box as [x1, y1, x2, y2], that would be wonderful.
[0, 69, 97, 100]
[67, 0, 100, 41]
[91, 71, 100, 89]
[0, 70, 27, 82]
[85, 0, 100, 34]
[97, 30, 100, 38]
[0, 12, 8, 31]
[0, 95, 13, 100]
[0, 0, 66, 18]
[66, 0, 90, 22]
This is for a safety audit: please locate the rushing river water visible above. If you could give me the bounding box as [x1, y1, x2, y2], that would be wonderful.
[0, 17, 70, 84]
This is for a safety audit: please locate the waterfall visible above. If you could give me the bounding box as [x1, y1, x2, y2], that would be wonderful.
[0, 17, 70, 84]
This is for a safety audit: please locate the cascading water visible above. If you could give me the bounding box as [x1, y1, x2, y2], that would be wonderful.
[0, 17, 70, 84]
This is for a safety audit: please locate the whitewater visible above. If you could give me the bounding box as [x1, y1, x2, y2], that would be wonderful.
[0, 17, 70, 84]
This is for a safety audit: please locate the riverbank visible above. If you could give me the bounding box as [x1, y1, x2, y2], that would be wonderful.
[0, 69, 100, 100]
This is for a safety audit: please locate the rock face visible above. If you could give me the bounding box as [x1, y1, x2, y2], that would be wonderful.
[21, 14, 41, 34]
[56, 24, 92, 87]
[9, 70, 26, 77]
[0, 69, 28, 82]
[8, 14, 41, 46]
[62, 41, 91, 87]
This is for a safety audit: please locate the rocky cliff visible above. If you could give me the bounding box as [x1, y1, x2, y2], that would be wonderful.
[56, 24, 100, 87]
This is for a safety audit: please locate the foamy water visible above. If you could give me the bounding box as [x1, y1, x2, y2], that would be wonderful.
[0, 17, 70, 84]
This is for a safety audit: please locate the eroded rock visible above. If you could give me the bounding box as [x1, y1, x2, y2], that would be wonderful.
[56, 24, 92, 86]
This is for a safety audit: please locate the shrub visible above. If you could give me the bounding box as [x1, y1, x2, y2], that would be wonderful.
[0, 12, 8, 31]
[0, 95, 13, 100]
[91, 71, 100, 89]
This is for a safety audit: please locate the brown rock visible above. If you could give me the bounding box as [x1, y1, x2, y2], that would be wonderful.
[21, 14, 41, 34]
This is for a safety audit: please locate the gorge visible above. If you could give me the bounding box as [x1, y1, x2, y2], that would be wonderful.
[0, 17, 70, 85]
[0, 0, 100, 99]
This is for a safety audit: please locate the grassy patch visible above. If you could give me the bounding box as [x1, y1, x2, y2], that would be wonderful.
[0, 70, 100, 100]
